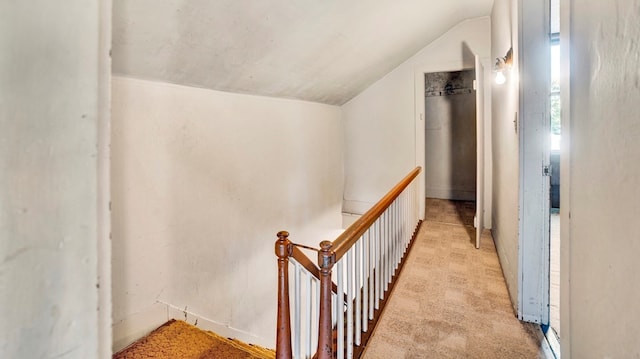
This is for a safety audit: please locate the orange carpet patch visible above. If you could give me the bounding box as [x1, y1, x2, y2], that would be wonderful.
[114, 319, 274, 359]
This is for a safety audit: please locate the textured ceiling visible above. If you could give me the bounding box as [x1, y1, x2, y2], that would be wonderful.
[112, 0, 493, 105]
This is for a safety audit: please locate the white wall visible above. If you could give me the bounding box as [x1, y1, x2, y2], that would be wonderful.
[342, 17, 492, 228]
[490, 0, 520, 310]
[562, 0, 640, 357]
[0, 1, 111, 358]
[111, 77, 344, 350]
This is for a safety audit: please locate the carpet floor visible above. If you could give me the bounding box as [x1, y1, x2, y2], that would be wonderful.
[113, 319, 275, 359]
[362, 198, 544, 358]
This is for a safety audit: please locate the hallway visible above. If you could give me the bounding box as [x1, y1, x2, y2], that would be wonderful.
[362, 199, 544, 358]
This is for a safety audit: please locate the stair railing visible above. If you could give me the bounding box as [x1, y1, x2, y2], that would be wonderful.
[276, 167, 422, 359]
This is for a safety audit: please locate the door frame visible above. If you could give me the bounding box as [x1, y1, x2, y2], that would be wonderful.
[517, 0, 551, 324]
[475, 55, 486, 248]
[414, 57, 492, 228]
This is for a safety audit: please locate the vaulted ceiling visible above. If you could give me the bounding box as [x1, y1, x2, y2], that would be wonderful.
[112, 0, 493, 105]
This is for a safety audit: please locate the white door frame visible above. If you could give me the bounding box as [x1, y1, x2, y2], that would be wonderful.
[517, 0, 551, 324]
[414, 61, 468, 221]
[414, 58, 492, 228]
[475, 56, 486, 249]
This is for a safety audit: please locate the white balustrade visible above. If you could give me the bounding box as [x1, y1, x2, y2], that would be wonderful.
[283, 169, 421, 358]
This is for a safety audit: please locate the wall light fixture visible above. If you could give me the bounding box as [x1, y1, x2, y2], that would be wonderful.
[494, 47, 513, 84]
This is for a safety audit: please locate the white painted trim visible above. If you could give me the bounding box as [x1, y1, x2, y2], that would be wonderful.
[558, 0, 571, 356]
[475, 54, 486, 249]
[545, 327, 562, 358]
[164, 302, 267, 347]
[112, 301, 272, 353]
[342, 199, 375, 215]
[517, 0, 551, 324]
[97, 1, 113, 358]
[540, 328, 558, 359]
[342, 213, 362, 229]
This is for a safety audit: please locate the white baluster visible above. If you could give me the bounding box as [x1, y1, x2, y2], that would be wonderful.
[379, 214, 385, 301]
[337, 261, 344, 359]
[396, 199, 400, 269]
[384, 210, 390, 293]
[392, 204, 396, 276]
[375, 219, 381, 309]
[355, 240, 362, 346]
[396, 198, 399, 249]
[363, 229, 370, 330]
[311, 279, 320, 358]
[305, 273, 312, 359]
[396, 197, 402, 271]
[404, 191, 408, 250]
[380, 212, 385, 298]
[405, 191, 409, 251]
[294, 262, 301, 359]
[388, 205, 393, 278]
[388, 208, 393, 288]
[370, 225, 375, 317]
[332, 292, 337, 329]
[391, 203, 395, 273]
[409, 185, 412, 231]
[346, 250, 354, 359]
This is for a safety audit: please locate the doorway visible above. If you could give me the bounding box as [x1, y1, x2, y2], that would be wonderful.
[423, 69, 482, 245]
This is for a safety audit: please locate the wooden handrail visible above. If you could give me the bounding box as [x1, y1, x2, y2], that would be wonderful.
[316, 166, 421, 359]
[331, 167, 421, 260]
[275, 166, 422, 359]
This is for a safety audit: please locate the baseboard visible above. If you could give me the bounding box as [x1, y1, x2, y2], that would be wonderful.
[342, 200, 374, 215]
[534, 325, 557, 359]
[163, 302, 270, 348]
[342, 212, 362, 229]
[113, 301, 272, 353]
[112, 303, 168, 353]
[541, 325, 561, 358]
[425, 188, 476, 201]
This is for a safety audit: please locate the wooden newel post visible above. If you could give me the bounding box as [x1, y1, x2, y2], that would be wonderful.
[317, 240, 335, 359]
[275, 231, 293, 359]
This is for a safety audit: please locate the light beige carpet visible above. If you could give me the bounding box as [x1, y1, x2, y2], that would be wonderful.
[362, 199, 544, 358]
